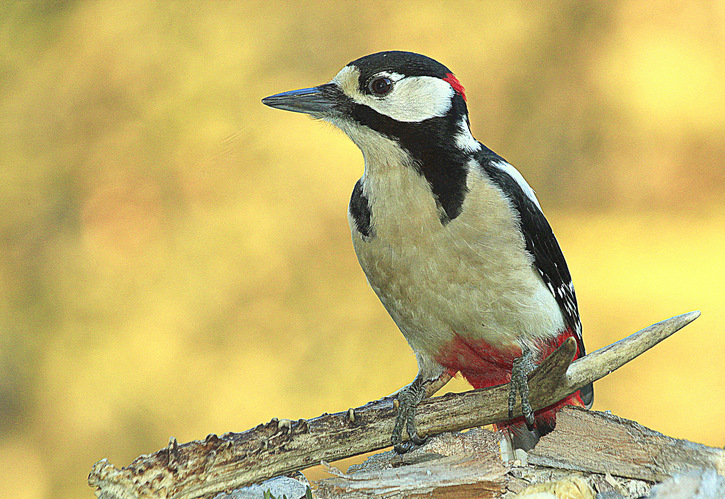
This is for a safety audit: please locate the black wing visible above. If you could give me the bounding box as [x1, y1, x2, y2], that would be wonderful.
[479, 154, 593, 407]
[477, 152, 583, 346]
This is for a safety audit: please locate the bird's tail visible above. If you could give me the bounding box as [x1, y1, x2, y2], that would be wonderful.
[495, 387, 590, 450]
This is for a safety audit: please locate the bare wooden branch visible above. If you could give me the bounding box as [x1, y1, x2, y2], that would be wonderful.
[88, 311, 700, 499]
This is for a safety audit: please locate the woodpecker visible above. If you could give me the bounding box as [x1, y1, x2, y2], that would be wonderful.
[262, 51, 593, 451]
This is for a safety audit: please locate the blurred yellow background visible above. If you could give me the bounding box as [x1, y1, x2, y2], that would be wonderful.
[1, 1, 724, 497]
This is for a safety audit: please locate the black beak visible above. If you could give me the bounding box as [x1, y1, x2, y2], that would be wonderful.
[262, 83, 342, 116]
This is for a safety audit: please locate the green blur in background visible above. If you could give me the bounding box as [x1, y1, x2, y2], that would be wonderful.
[1, 1, 724, 497]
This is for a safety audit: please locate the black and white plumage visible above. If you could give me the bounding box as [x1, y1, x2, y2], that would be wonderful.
[263, 51, 592, 451]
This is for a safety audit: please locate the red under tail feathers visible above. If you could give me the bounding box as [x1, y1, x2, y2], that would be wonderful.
[435, 327, 587, 440]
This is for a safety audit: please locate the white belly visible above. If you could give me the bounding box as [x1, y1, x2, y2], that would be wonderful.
[349, 163, 564, 360]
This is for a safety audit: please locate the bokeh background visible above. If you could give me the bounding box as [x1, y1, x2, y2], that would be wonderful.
[2, 1, 724, 497]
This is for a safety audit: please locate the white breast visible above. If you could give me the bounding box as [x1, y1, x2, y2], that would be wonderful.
[348, 141, 564, 360]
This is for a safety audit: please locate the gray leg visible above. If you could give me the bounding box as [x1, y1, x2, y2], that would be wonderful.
[508, 345, 536, 427]
[391, 366, 452, 454]
[391, 379, 427, 453]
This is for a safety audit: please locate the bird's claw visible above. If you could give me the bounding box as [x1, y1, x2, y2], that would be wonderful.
[394, 431, 427, 454]
[509, 346, 536, 428]
[410, 432, 428, 445]
[391, 382, 426, 453]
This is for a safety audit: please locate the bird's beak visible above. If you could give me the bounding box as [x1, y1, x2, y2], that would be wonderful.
[262, 83, 342, 117]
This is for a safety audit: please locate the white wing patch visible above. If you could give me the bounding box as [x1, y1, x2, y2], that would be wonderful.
[492, 160, 542, 210]
[332, 65, 454, 123]
[454, 117, 481, 153]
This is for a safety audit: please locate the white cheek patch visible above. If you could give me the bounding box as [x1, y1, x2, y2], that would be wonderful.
[367, 76, 454, 122]
[332, 66, 455, 123]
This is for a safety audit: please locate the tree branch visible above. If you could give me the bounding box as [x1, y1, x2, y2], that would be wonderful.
[88, 311, 700, 499]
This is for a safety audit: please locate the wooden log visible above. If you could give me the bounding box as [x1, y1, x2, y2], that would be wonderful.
[314, 407, 725, 498]
[529, 406, 725, 482]
[88, 312, 700, 499]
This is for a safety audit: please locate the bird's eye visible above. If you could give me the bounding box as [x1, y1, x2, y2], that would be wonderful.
[369, 76, 393, 96]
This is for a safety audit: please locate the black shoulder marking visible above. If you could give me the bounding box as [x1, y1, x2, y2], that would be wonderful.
[349, 178, 372, 238]
[477, 149, 585, 356]
[351, 98, 470, 223]
[419, 149, 468, 224]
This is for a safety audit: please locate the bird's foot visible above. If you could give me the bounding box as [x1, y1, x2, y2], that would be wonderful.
[509, 345, 536, 428]
[392, 381, 427, 453]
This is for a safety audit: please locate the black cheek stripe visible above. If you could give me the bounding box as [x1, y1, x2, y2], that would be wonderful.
[350, 103, 471, 224]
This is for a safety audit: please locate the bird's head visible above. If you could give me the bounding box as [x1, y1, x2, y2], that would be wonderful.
[263, 52, 486, 222]
[262, 51, 478, 166]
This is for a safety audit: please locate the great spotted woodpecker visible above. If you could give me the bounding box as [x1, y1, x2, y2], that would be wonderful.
[262, 51, 593, 452]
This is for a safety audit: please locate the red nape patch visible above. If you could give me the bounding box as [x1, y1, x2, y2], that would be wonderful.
[443, 73, 467, 102]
